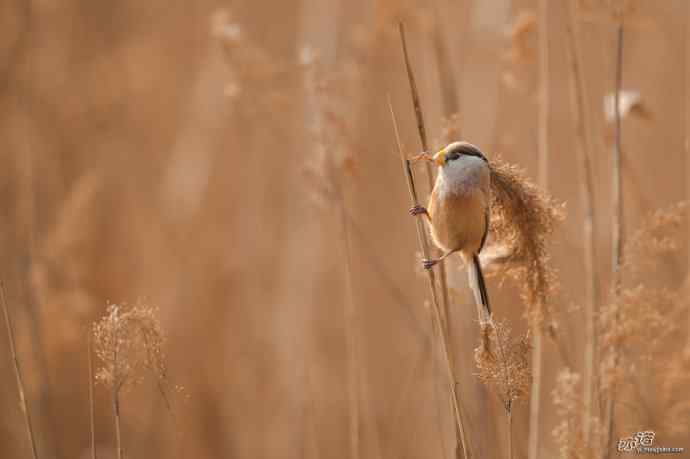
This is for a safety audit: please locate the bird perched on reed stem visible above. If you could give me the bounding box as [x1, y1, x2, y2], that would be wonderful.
[410, 141, 493, 325]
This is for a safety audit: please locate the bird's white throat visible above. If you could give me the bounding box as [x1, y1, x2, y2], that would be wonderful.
[436, 156, 490, 197]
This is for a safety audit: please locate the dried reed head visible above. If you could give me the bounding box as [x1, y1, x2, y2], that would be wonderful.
[596, 202, 689, 434]
[621, 201, 689, 282]
[474, 320, 531, 412]
[660, 345, 690, 435]
[599, 285, 675, 395]
[597, 202, 689, 437]
[212, 9, 290, 114]
[299, 44, 360, 213]
[488, 156, 564, 331]
[552, 368, 604, 459]
[93, 301, 167, 393]
[504, 11, 536, 65]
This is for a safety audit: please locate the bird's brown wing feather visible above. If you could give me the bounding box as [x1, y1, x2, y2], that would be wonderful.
[479, 207, 489, 253]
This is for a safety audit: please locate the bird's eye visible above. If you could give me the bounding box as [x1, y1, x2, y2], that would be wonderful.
[447, 151, 460, 161]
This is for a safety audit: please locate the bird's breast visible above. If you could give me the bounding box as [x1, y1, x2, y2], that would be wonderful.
[427, 161, 490, 255]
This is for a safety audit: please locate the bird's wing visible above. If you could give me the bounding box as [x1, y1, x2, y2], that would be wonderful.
[478, 207, 490, 252]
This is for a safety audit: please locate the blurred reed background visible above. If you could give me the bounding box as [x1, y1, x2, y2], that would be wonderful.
[0, 0, 689, 458]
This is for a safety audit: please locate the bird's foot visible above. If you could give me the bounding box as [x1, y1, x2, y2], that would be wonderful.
[409, 205, 428, 217]
[422, 259, 437, 270]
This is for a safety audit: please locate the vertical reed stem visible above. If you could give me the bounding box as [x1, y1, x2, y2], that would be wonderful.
[604, 20, 625, 458]
[528, 3, 549, 459]
[399, 22, 452, 331]
[430, 12, 468, 459]
[565, 0, 600, 447]
[1, 281, 39, 459]
[686, 1, 690, 347]
[88, 335, 97, 459]
[388, 97, 470, 459]
[113, 388, 122, 459]
[333, 164, 362, 459]
[506, 406, 513, 459]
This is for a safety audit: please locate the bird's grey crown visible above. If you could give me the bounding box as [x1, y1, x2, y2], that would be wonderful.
[446, 141, 488, 163]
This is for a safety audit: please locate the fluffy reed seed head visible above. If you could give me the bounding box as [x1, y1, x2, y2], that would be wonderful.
[92, 301, 167, 393]
[552, 368, 604, 459]
[621, 201, 689, 281]
[661, 345, 690, 435]
[598, 202, 689, 432]
[488, 157, 564, 331]
[474, 320, 531, 412]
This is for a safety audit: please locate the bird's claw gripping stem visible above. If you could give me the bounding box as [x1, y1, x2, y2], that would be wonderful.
[422, 259, 437, 270]
[409, 205, 428, 217]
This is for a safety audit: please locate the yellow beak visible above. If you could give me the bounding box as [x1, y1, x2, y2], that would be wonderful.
[432, 148, 447, 166]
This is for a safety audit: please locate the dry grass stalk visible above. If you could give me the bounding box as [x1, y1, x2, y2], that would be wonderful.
[1, 281, 39, 459]
[686, 0, 690, 347]
[564, 0, 600, 446]
[475, 320, 531, 459]
[687, 0, 690, 345]
[529, 4, 549, 457]
[398, 21, 452, 333]
[88, 334, 97, 459]
[388, 97, 469, 459]
[603, 23, 625, 455]
[398, 22, 473, 459]
[428, 16, 469, 459]
[93, 301, 168, 459]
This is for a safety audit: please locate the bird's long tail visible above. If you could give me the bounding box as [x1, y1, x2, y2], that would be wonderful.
[468, 254, 492, 325]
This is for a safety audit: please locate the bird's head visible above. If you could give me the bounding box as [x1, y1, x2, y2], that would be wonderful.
[432, 141, 488, 167]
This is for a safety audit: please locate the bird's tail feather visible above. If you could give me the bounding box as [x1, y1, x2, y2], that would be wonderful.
[468, 254, 492, 325]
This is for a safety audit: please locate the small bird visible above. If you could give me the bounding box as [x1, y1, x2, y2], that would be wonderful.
[409, 141, 492, 324]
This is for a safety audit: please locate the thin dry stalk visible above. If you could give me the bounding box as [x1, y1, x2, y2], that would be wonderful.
[88, 335, 98, 459]
[604, 21, 625, 456]
[1, 281, 39, 459]
[333, 155, 362, 459]
[686, 0, 690, 346]
[564, 0, 600, 447]
[399, 22, 452, 332]
[423, 14, 460, 457]
[528, 332, 542, 459]
[388, 98, 470, 459]
[113, 388, 122, 459]
[398, 22, 471, 459]
[507, 408, 513, 459]
[529, 2, 549, 458]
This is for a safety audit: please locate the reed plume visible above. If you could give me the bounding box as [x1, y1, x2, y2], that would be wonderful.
[488, 157, 564, 331]
[93, 301, 168, 459]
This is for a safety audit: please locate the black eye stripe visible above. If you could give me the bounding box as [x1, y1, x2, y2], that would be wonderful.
[446, 147, 488, 162]
[462, 150, 487, 161]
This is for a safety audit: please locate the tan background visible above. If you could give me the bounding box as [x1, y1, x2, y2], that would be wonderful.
[0, 1, 688, 458]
